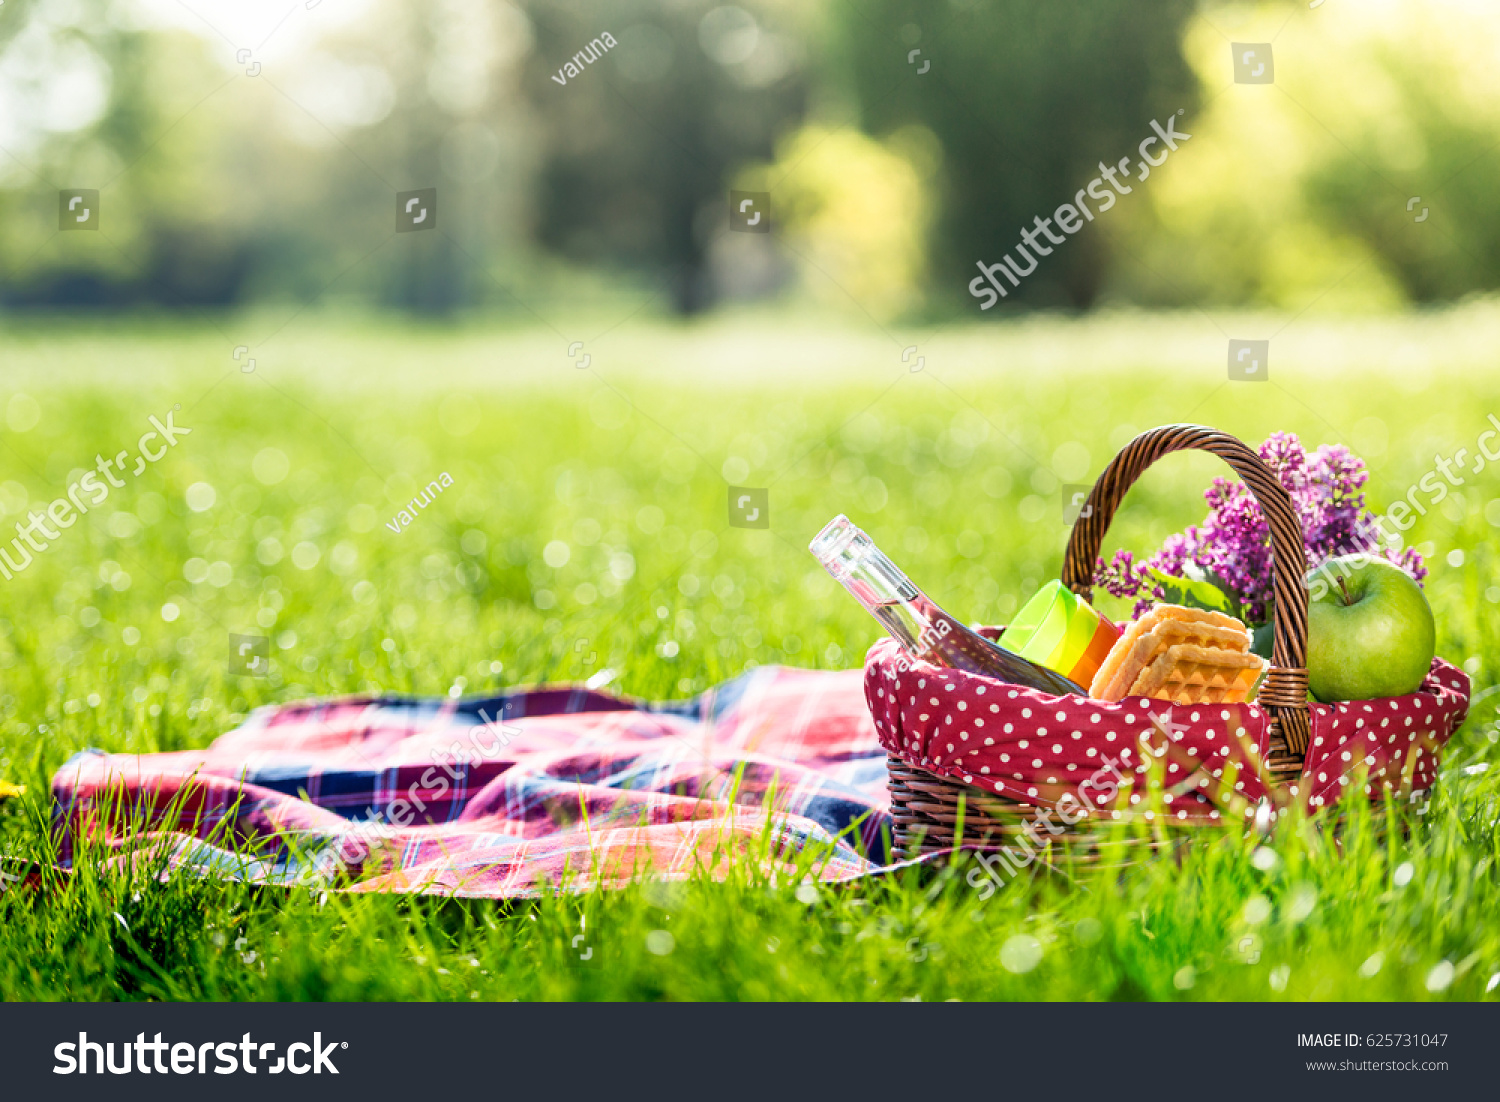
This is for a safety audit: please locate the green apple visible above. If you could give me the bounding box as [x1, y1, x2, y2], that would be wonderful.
[1304, 555, 1435, 702]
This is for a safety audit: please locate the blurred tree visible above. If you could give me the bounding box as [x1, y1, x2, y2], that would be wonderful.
[518, 0, 811, 313]
[10, 0, 1500, 318]
[0, 0, 223, 308]
[1292, 12, 1500, 305]
[831, 0, 1199, 311]
[1112, 4, 1500, 312]
[0, 0, 538, 316]
[733, 124, 936, 320]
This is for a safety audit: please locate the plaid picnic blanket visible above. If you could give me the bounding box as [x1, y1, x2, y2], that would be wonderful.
[50, 666, 901, 898]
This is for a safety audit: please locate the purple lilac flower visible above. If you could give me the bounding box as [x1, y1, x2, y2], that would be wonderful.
[1091, 432, 1426, 623]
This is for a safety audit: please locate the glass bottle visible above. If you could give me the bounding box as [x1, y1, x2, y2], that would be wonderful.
[809, 514, 1087, 696]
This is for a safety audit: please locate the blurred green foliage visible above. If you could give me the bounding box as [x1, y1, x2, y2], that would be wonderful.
[1115, 4, 1500, 310]
[5, 1, 1500, 316]
[523, 0, 811, 312]
[832, 0, 1201, 309]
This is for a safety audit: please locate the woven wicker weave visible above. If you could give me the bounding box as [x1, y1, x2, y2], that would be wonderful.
[885, 424, 1311, 857]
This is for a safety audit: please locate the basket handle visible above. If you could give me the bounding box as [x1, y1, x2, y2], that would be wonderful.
[1059, 424, 1311, 758]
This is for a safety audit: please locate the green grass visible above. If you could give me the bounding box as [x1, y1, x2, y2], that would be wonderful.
[1, 307, 1499, 1000]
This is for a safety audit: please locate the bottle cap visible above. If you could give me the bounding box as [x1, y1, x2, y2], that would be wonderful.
[808, 514, 861, 579]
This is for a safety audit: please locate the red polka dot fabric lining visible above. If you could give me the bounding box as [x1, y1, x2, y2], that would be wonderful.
[1302, 660, 1469, 810]
[865, 634, 1469, 823]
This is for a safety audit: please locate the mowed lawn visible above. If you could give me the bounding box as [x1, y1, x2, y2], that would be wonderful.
[1, 308, 1498, 1000]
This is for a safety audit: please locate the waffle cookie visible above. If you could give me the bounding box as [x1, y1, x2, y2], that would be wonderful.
[1129, 642, 1266, 704]
[1089, 603, 1264, 703]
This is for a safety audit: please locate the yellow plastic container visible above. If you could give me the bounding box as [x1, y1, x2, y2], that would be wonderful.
[1003, 580, 1121, 687]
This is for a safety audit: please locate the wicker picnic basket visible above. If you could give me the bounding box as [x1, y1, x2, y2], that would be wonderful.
[874, 424, 1470, 859]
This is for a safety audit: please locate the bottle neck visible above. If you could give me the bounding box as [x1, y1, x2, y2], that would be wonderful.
[810, 516, 943, 658]
[810, 514, 1087, 696]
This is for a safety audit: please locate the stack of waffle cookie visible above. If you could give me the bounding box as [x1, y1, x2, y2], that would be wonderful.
[1089, 604, 1266, 704]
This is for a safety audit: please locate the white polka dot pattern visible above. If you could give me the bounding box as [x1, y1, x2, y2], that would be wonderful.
[1299, 661, 1469, 809]
[864, 636, 1471, 820]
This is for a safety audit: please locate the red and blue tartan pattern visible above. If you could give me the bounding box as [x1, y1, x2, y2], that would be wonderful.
[47, 654, 1471, 896]
[51, 667, 901, 897]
